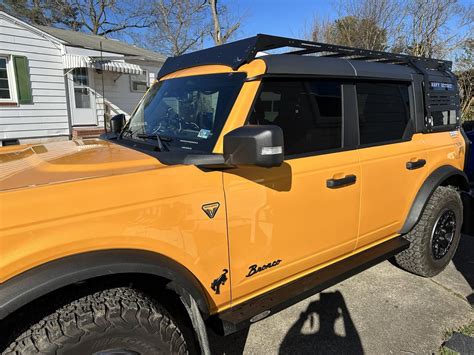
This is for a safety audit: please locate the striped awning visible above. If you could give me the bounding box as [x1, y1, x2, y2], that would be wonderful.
[62, 54, 143, 74]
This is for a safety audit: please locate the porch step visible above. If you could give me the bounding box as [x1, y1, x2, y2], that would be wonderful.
[72, 127, 105, 139]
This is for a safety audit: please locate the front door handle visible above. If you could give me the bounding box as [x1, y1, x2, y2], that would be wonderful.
[327, 175, 357, 189]
[406, 159, 426, 170]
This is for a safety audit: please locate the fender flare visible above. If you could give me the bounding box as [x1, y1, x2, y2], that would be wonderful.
[400, 165, 470, 234]
[0, 249, 213, 321]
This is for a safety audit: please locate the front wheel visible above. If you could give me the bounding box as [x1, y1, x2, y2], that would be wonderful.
[395, 186, 463, 277]
[4, 287, 190, 355]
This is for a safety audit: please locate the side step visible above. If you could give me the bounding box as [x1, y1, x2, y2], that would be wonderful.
[208, 236, 410, 335]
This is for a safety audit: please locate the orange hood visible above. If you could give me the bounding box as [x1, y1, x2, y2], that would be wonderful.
[0, 139, 164, 191]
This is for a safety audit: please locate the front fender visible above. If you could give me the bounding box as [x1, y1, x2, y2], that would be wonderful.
[0, 249, 213, 321]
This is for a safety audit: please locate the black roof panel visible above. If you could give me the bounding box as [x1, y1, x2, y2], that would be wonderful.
[261, 55, 355, 77]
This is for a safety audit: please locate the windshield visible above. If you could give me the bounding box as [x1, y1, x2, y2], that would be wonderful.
[123, 72, 246, 152]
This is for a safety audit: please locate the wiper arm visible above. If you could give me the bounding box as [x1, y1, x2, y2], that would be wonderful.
[119, 126, 134, 139]
[136, 133, 171, 151]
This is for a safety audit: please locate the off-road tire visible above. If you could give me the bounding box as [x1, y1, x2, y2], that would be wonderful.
[395, 186, 463, 277]
[3, 287, 189, 355]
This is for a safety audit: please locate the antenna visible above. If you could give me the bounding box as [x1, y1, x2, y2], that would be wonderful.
[100, 40, 107, 133]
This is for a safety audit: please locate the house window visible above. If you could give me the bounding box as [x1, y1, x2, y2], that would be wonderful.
[130, 70, 148, 92]
[0, 56, 15, 101]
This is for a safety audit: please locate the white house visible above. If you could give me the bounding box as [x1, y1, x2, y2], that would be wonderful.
[0, 11, 166, 146]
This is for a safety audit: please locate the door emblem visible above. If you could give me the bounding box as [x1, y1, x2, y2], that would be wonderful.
[202, 202, 220, 219]
[246, 259, 282, 278]
[211, 269, 228, 294]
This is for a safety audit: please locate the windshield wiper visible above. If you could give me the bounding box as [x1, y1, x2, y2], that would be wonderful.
[136, 133, 172, 151]
[119, 126, 134, 139]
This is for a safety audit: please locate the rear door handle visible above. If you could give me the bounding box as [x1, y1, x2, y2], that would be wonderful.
[326, 175, 357, 189]
[406, 159, 426, 170]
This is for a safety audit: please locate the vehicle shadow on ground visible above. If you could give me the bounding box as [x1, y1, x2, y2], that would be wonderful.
[453, 234, 474, 305]
[208, 326, 250, 355]
[278, 291, 363, 355]
[207, 290, 362, 355]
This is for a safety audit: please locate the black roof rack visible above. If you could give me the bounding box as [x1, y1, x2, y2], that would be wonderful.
[157, 34, 452, 79]
[157, 34, 459, 131]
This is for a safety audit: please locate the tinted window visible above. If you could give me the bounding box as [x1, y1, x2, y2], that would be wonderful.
[249, 80, 342, 155]
[432, 110, 457, 127]
[356, 82, 411, 145]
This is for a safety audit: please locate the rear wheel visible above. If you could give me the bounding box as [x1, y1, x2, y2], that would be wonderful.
[395, 186, 463, 277]
[4, 287, 190, 355]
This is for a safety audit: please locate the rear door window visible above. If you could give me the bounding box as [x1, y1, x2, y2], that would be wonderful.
[356, 82, 411, 145]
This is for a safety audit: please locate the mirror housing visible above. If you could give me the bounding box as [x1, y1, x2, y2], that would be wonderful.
[110, 114, 126, 134]
[224, 125, 284, 168]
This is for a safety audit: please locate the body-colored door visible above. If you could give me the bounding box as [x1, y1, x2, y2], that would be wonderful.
[223, 79, 361, 305]
[355, 82, 428, 247]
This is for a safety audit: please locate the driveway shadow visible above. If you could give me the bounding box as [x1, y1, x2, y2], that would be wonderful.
[279, 291, 363, 355]
[453, 234, 474, 305]
[208, 326, 250, 355]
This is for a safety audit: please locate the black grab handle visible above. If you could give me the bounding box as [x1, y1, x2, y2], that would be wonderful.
[406, 159, 426, 170]
[326, 175, 357, 189]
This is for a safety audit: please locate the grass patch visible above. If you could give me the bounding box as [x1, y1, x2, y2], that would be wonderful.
[439, 320, 474, 354]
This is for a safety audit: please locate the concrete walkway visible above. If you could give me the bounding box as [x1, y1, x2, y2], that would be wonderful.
[210, 234, 474, 354]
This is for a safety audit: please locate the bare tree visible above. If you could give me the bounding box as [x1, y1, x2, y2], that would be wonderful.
[137, 0, 207, 56]
[208, 0, 240, 45]
[69, 0, 150, 36]
[337, 0, 403, 49]
[1, 0, 152, 36]
[0, 0, 77, 27]
[395, 0, 473, 57]
[309, 0, 403, 50]
[456, 39, 474, 121]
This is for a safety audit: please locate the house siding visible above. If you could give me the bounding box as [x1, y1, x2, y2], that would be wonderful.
[92, 64, 161, 126]
[0, 16, 69, 142]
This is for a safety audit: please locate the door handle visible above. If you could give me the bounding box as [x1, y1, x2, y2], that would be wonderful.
[326, 175, 357, 189]
[406, 159, 426, 170]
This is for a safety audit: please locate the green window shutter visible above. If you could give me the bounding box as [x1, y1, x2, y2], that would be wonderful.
[13, 56, 32, 104]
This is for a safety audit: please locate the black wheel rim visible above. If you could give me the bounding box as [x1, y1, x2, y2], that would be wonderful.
[431, 209, 456, 260]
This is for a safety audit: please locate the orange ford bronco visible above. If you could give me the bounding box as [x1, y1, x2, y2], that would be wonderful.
[1, 34, 473, 354]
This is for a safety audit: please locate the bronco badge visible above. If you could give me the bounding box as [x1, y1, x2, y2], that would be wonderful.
[246, 259, 282, 278]
[202, 202, 220, 219]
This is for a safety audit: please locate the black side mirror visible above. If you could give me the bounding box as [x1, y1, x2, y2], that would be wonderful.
[224, 125, 284, 168]
[110, 114, 126, 134]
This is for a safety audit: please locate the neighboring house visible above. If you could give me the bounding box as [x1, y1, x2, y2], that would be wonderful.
[0, 11, 166, 146]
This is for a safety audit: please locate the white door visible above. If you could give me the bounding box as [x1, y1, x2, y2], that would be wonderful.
[69, 68, 97, 126]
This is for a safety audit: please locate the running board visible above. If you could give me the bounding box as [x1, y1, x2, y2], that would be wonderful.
[208, 236, 410, 335]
